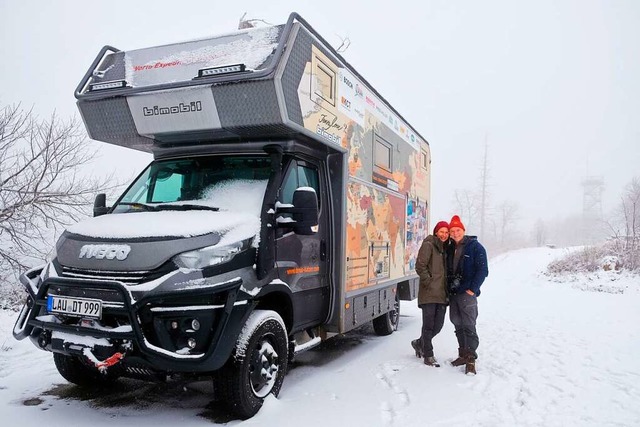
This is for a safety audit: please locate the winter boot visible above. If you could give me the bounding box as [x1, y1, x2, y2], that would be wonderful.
[465, 354, 476, 375]
[424, 356, 441, 367]
[450, 348, 466, 367]
[411, 339, 423, 358]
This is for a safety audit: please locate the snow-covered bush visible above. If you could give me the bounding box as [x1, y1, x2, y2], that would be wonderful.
[547, 245, 608, 274]
[0, 281, 24, 311]
[546, 241, 639, 274]
[544, 242, 639, 294]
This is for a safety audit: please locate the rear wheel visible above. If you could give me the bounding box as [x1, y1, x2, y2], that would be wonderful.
[216, 310, 288, 419]
[53, 353, 120, 386]
[372, 292, 400, 336]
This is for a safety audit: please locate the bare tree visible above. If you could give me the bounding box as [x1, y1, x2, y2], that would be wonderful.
[0, 104, 114, 278]
[496, 200, 519, 245]
[451, 189, 480, 232]
[620, 176, 640, 250]
[533, 218, 546, 247]
[599, 177, 640, 271]
[478, 135, 490, 241]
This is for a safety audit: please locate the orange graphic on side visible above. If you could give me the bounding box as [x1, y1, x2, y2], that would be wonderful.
[286, 266, 320, 275]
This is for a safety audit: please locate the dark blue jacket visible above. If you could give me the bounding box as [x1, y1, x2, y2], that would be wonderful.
[446, 236, 489, 296]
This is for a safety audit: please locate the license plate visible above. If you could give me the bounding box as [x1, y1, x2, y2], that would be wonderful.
[47, 295, 102, 319]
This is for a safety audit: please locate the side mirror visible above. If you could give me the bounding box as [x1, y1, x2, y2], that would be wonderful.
[292, 188, 318, 235]
[93, 193, 109, 217]
[276, 188, 318, 235]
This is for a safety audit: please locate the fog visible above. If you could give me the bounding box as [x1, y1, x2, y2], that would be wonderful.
[1, 0, 638, 238]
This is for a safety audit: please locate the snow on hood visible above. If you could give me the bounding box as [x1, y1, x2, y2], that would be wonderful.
[67, 210, 259, 240]
[68, 179, 267, 240]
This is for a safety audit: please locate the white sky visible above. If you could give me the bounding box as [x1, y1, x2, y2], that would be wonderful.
[1, 0, 639, 233]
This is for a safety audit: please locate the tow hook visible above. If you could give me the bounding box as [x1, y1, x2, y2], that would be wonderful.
[83, 349, 124, 373]
[38, 330, 51, 349]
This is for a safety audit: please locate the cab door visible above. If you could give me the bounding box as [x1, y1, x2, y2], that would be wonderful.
[275, 157, 329, 330]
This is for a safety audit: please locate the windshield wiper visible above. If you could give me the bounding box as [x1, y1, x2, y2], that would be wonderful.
[154, 204, 219, 212]
[118, 202, 219, 212]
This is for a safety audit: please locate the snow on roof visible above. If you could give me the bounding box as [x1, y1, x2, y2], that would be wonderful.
[124, 25, 281, 87]
[158, 25, 280, 69]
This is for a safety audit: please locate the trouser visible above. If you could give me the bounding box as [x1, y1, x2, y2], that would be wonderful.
[419, 303, 447, 357]
[449, 293, 479, 358]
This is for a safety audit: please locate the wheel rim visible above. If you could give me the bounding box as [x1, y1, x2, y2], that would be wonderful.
[390, 297, 400, 330]
[249, 338, 280, 398]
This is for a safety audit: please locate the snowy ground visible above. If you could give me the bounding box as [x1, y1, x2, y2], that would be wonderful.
[1, 247, 639, 426]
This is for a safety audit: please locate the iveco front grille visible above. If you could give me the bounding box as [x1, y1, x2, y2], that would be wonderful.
[60, 266, 150, 285]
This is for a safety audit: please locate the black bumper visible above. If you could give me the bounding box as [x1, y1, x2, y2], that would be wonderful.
[13, 266, 254, 373]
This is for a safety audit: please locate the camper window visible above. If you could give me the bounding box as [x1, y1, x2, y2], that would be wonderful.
[421, 150, 428, 171]
[374, 137, 392, 171]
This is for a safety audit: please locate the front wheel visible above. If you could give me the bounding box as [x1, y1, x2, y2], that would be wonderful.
[216, 310, 288, 419]
[372, 292, 400, 336]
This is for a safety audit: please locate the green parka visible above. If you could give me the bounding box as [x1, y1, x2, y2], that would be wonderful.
[415, 235, 448, 305]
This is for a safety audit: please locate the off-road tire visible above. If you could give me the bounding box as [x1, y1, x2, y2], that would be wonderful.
[216, 310, 288, 419]
[372, 292, 400, 336]
[53, 352, 120, 386]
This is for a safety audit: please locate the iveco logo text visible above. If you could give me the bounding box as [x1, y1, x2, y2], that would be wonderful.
[79, 244, 131, 261]
[143, 101, 202, 116]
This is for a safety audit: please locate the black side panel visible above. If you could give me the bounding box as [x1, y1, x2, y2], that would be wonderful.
[343, 285, 396, 331]
[281, 26, 314, 127]
[397, 278, 419, 301]
[291, 288, 329, 331]
[213, 80, 294, 138]
[324, 151, 347, 331]
[78, 98, 153, 151]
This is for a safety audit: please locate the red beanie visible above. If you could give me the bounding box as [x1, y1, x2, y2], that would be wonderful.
[449, 215, 465, 231]
[433, 221, 449, 235]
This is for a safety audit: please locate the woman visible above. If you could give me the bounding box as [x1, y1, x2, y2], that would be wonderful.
[412, 220, 450, 366]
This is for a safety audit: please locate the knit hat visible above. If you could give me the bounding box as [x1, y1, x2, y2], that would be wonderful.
[433, 221, 449, 235]
[449, 215, 465, 231]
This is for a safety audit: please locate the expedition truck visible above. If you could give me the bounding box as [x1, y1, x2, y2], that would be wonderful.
[13, 13, 431, 418]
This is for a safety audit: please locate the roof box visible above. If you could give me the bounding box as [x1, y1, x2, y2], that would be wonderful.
[76, 13, 427, 154]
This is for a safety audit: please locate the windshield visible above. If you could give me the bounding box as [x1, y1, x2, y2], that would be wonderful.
[113, 155, 272, 214]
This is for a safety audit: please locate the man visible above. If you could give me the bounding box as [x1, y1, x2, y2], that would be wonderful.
[446, 215, 488, 375]
[412, 220, 450, 366]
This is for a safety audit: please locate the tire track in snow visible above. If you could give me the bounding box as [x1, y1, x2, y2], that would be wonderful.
[375, 361, 411, 425]
[0, 341, 10, 383]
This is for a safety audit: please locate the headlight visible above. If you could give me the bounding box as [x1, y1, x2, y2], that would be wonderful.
[173, 239, 251, 269]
